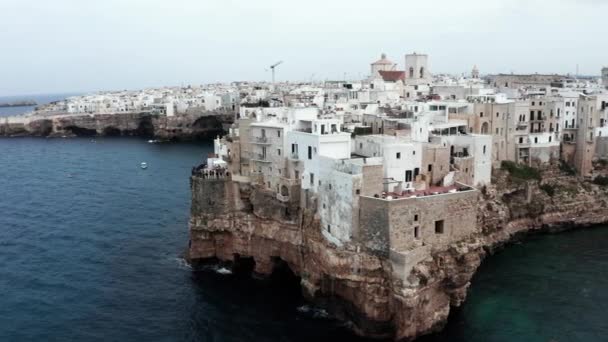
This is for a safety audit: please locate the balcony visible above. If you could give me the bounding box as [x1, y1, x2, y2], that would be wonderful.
[276, 193, 290, 202]
[290, 152, 299, 160]
[251, 136, 271, 144]
[280, 176, 301, 186]
[250, 153, 271, 163]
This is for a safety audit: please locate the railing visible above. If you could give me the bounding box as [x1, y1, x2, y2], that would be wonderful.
[254, 136, 268, 143]
[191, 164, 230, 179]
[290, 152, 299, 159]
[251, 153, 271, 162]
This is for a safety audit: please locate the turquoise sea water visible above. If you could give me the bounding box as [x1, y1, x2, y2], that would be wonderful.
[1, 137, 607, 341]
[421, 229, 608, 342]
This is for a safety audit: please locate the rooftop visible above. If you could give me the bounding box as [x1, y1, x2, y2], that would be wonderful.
[379, 70, 406, 82]
[371, 184, 475, 200]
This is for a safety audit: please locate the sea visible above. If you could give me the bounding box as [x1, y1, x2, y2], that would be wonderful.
[1, 137, 607, 341]
[0, 93, 81, 117]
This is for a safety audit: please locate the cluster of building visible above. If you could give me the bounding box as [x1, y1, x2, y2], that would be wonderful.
[33, 85, 240, 116]
[202, 52, 608, 279]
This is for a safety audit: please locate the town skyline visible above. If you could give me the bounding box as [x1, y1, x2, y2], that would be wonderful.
[2, 0, 608, 96]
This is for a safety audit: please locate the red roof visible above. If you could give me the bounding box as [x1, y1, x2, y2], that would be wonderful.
[379, 70, 405, 82]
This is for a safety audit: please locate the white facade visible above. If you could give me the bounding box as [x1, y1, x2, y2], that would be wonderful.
[437, 134, 492, 186]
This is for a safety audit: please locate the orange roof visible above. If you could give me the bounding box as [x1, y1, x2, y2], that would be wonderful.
[379, 70, 406, 82]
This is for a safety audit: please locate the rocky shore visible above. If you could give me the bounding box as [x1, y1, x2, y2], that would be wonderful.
[0, 111, 234, 140]
[0, 100, 37, 107]
[187, 166, 608, 341]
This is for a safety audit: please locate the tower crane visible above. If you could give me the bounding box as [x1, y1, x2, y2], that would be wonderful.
[269, 61, 283, 84]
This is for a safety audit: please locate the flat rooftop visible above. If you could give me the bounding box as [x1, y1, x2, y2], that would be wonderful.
[371, 184, 475, 200]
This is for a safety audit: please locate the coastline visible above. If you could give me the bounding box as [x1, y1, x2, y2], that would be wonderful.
[187, 165, 608, 341]
[0, 111, 234, 141]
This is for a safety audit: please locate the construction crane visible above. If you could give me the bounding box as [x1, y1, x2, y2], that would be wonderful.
[269, 61, 283, 84]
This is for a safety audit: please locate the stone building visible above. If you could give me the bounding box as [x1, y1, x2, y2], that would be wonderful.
[370, 53, 397, 79]
[574, 94, 608, 176]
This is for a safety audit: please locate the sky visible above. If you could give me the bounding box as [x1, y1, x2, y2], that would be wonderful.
[0, 0, 607, 96]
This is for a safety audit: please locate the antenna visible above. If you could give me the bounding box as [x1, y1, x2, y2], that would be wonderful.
[269, 61, 283, 84]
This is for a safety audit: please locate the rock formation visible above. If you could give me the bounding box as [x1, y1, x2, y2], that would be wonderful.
[187, 165, 608, 341]
[0, 111, 234, 140]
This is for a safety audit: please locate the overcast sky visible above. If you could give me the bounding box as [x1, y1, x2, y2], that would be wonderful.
[1, 0, 606, 96]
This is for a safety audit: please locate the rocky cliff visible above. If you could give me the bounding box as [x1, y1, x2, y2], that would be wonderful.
[0, 111, 234, 140]
[187, 166, 608, 341]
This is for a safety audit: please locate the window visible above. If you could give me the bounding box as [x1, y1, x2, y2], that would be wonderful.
[277, 130, 281, 137]
[277, 149, 281, 156]
[414, 226, 420, 239]
[396, 152, 401, 159]
[496, 128, 499, 135]
[412, 150, 416, 155]
[519, 137, 523, 144]
[328, 184, 332, 190]
[355, 189, 360, 195]
[480, 112, 484, 118]
[295, 170, 299, 179]
[308, 146, 312, 160]
[435, 220, 444, 234]
[483, 145, 487, 154]
[428, 164, 433, 172]
[496, 112, 499, 118]
[414, 214, 418, 221]
[327, 225, 331, 233]
[310, 173, 314, 185]
[534, 137, 538, 144]
[359, 142, 363, 149]
[405, 170, 413, 182]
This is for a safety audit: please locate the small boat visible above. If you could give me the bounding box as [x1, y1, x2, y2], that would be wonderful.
[140, 162, 148, 169]
[147, 139, 158, 144]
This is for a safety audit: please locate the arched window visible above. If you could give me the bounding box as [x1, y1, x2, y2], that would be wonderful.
[481, 122, 489, 134]
[409, 67, 414, 78]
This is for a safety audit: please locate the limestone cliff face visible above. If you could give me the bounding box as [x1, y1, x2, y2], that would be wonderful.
[187, 168, 608, 341]
[0, 112, 233, 140]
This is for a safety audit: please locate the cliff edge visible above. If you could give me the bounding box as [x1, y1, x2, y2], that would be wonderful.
[187, 165, 608, 341]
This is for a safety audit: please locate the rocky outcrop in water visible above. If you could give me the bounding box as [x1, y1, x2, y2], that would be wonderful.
[0, 100, 37, 107]
[0, 111, 234, 140]
[187, 166, 608, 341]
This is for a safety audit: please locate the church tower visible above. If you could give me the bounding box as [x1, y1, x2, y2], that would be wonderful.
[405, 53, 430, 86]
[472, 65, 480, 79]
